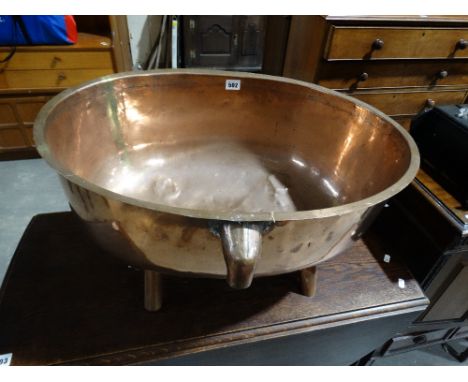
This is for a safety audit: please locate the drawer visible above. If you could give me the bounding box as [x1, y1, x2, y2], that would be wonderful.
[0, 96, 51, 124]
[0, 127, 28, 149]
[382, 329, 452, 356]
[0, 51, 114, 70]
[351, 90, 467, 116]
[16, 99, 50, 124]
[0, 95, 53, 148]
[317, 61, 468, 90]
[325, 26, 468, 60]
[0, 103, 16, 125]
[24, 125, 35, 146]
[0, 69, 113, 90]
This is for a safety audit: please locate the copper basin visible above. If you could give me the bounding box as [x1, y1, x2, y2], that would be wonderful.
[34, 69, 419, 290]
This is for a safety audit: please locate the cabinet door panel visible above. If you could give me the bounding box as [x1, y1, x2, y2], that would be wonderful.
[423, 259, 468, 322]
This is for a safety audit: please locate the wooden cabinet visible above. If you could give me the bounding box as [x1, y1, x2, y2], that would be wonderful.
[182, 16, 267, 71]
[361, 169, 468, 363]
[283, 16, 468, 127]
[0, 16, 132, 159]
[372, 168, 468, 324]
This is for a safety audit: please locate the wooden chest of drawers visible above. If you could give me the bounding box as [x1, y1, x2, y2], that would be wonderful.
[0, 17, 132, 159]
[283, 16, 468, 130]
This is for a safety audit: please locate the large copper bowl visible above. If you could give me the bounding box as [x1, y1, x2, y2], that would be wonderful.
[34, 70, 419, 307]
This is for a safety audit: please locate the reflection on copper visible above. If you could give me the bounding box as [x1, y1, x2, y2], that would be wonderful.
[132, 143, 152, 151]
[368, 127, 377, 143]
[146, 158, 166, 167]
[106, 165, 145, 195]
[292, 157, 306, 168]
[322, 178, 339, 198]
[333, 129, 355, 177]
[310, 166, 320, 176]
[123, 101, 148, 124]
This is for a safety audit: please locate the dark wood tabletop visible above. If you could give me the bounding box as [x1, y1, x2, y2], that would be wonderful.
[0, 212, 428, 365]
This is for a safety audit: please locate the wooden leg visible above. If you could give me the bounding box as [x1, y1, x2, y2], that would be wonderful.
[300, 266, 317, 297]
[144, 270, 163, 312]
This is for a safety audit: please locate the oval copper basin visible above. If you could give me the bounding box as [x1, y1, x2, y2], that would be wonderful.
[34, 70, 419, 288]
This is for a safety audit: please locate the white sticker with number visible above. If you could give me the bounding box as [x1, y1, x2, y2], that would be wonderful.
[0, 353, 12, 366]
[225, 79, 241, 91]
[398, 278, 406, 289]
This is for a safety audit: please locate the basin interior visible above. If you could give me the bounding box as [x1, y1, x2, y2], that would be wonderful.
[39, 73, 413, 214]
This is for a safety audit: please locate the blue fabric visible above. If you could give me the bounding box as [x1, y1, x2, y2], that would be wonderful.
[0, 15, 73, 45]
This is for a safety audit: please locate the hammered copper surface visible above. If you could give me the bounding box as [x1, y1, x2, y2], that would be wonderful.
[34, 70, 420, 287]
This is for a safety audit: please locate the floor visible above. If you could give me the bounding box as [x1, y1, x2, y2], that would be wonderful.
[0, 158, 69, 283]
[0, 158, 466, 366]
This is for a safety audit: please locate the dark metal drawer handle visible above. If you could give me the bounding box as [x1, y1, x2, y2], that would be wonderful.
[436, 70, 448, 79]
[358, 72, 369, 82]
[456, 39, 467, 50]
[51, 56, 62, 68]
[425, 99, 436, 109]
[372, 38, 384, 50]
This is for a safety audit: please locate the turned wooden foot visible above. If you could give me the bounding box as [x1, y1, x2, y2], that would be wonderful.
[144, 270, 163, 312]
[300, 266, 317, 297]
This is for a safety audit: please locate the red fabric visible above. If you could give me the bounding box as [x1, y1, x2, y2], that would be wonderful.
[64, 15, 77, 43]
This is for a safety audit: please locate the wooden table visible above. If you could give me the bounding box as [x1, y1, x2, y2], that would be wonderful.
[0, 212, 428, 365]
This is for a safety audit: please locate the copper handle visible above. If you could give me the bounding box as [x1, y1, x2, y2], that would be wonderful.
[220, 222, 262, 289]
[372, 38, 384, 50]
[436, 70, 448, 79]
[425, 99, 436, 109]
[358, 72, 369, 82]
[456, 39, 467, 50]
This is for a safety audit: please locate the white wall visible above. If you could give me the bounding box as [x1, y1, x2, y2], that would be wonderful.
[126, 15, 162, 69]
